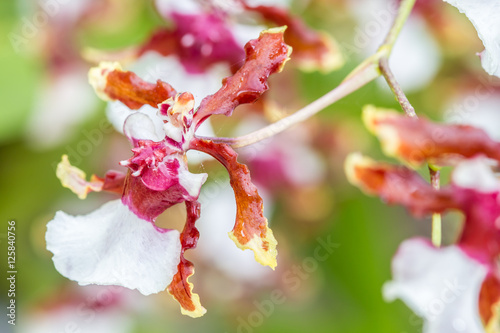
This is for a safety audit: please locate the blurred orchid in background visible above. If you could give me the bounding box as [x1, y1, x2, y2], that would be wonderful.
[2, 0, 500, 332]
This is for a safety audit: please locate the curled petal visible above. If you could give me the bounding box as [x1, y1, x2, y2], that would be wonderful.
[56, 155, 126, 199]
[362, 105, 500, 166]
[89, 62, 177, 109]
[191, 138, 277, 269]
[168, 201, 206, 317]
[46, 200, 181, 295]
[243, 3, 344, 72]
[193, 27, 292, 128]
[442, 0, 500, 77]
[383, 238, 488, 333]
[344, 153, 458, 216]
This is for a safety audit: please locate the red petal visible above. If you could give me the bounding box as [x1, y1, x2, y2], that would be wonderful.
[454, 187, 500, 265]
[242, 3, 343, 72]
[345, 153, 458, 216]
[89, 62, 177, 109]
[122, 171, 200, 223]
[168, 201, 206, 317]
[363, 106, 500, 166]
[193, 27, 291, 129]
[191, 138, 277, 269]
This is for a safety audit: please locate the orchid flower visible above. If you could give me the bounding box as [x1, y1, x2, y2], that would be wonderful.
[46, 27, 291, 317]
[88, 0, 343, 74]
[345, 106, 500, 331]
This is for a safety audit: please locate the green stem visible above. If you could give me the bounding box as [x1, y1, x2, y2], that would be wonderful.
[380, 0, 417, 53]
[202, 0, 417, 148]
[429, 166, 442, 247]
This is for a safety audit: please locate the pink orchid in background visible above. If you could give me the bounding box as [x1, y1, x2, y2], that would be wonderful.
[345, 107, 500, 331]
[90, 0, 344, 144]
[46, 28, 291, 317]
[90, 0, 343, 73]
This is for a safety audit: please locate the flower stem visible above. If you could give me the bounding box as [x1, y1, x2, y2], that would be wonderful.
[201, 62, 379, 148]
[201, 0, 417, 148]
[378, 57, 417, 118]
[381, 0, 417, 53]
[429, 166, 442, 247]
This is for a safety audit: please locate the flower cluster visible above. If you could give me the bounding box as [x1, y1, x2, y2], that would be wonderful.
[47, 27, 290, 317]
[346, 105, 500, 331]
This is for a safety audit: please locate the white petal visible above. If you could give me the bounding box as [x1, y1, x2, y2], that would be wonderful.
[443, 0, 500, 77]
[154, 0, 201, 16]
[123, 112, 165, 142]
[383, 238, 487, 333]
[445, 93, 500, 142]
[46, 200, 181, 295]
[452, 157, 500, 193]
[177, 162, 208, 198]
[106, 102, 165, 138]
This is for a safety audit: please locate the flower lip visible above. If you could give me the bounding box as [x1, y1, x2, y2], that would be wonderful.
[46, 200, 182, 296]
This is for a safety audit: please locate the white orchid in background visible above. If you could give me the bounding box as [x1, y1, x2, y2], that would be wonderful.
[346, 106, 500, 332]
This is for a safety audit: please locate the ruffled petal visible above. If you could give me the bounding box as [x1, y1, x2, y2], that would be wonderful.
[442, 0, 500, 77]
[56, 155, 126, 199]
[242, 3, 344, 72]
[168, 201, 206, 317]
[193, 27, 291, 128]
[46, 200, 181, 295]
[89, 62, 177, 109]
[383, 238, 488, 333]
[362, 105, 500, 167]
[190, 138, 277, 269]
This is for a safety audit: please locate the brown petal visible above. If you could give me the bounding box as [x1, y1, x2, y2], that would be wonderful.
[193, 27, 291, 128]
[168, 201, 206, 318]
[190, 138, 278, 269]
[243, 3, 343, 72]
[89, 62, 177, 109]
[480, 273, 500, 329]
[345, 153, 458, 216]
[363, 105, 500, 167]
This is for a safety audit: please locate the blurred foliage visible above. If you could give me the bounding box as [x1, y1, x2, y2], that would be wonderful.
[0, 0, 481, 332]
